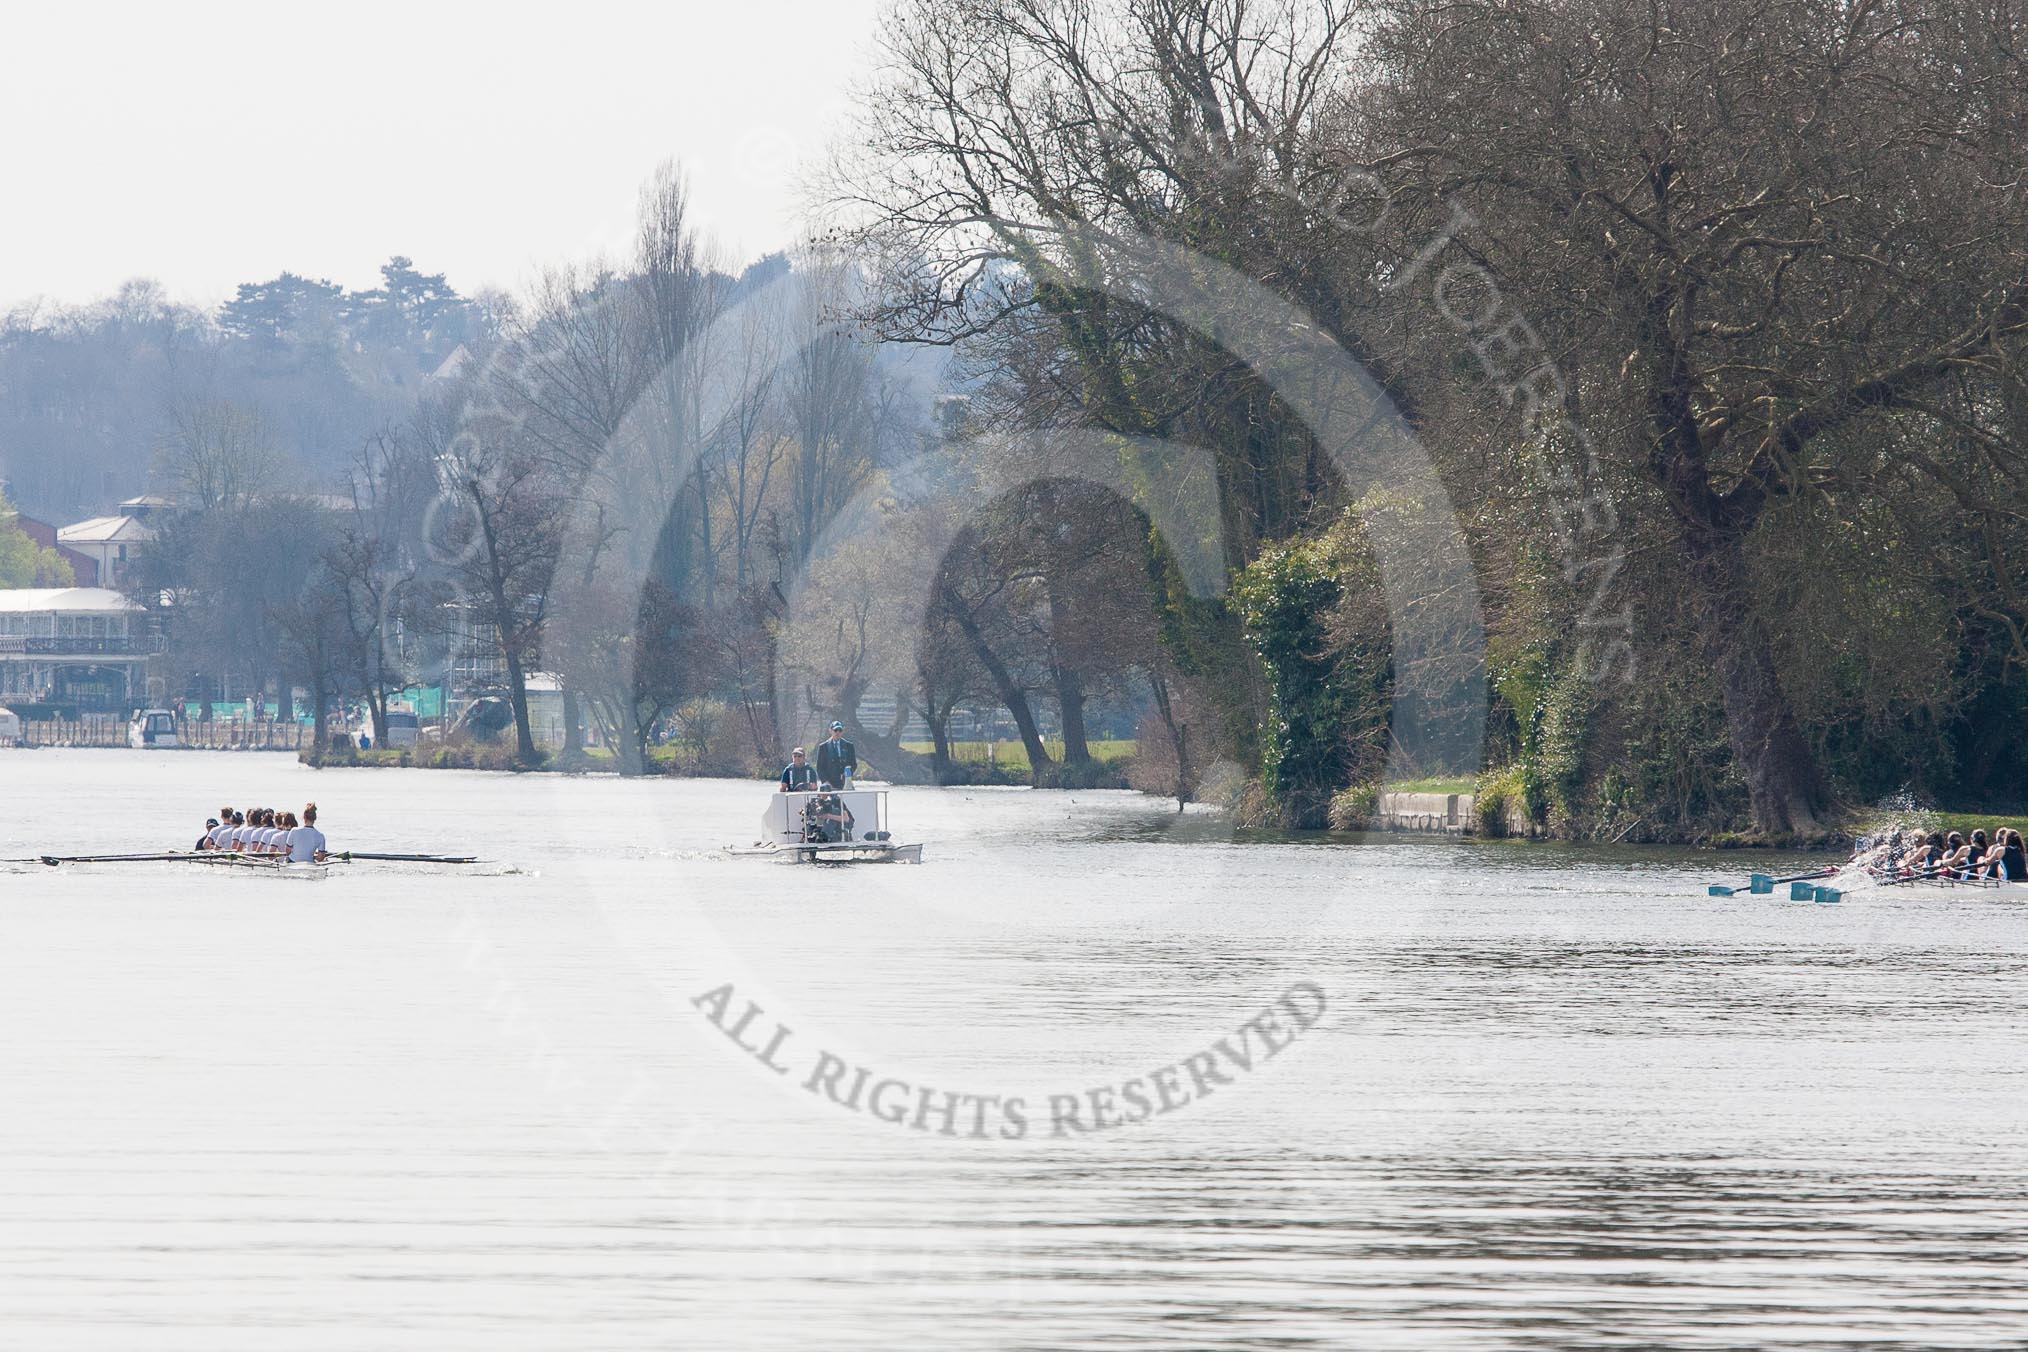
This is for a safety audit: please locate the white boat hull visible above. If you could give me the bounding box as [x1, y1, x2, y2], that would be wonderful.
[128, 709, 180, 749]
[729, 788, 924, 865]
[1864, 876, 2028, 897]
[726, 841, 923, 865]
[216, 855, 331, 879]
[1835, 868, 2028, 898]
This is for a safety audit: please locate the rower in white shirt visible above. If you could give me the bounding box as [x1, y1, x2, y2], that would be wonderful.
[288, 803, 328, 864]
[206, 808, 237, 851]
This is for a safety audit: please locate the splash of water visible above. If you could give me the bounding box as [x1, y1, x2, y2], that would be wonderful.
[1851, 790, 1940, 855]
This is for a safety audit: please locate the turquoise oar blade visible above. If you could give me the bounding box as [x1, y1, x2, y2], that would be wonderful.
[1813, 886, 1842, 903]
[1789, 881, 1816, 899]
[1709, 867, 1837, 899]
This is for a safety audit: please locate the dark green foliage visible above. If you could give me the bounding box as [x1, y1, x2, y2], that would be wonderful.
[1232, 528, 1391, 826]
[1945, 634, 2028, 811]
[1232, 537, 1342, 821]
[219, 272, 347, 350]
[1532, 669, 1591, 824]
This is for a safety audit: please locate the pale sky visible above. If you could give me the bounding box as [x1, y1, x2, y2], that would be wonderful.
[0, 0, 886, 312]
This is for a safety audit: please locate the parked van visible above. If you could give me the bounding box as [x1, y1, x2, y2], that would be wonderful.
[128, 709, 180, 749]
[0, 706, 21, 746]
[384, 709, 422, 748]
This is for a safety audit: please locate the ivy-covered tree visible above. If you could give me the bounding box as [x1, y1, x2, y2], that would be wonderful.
[1231, 520, 1392, 829]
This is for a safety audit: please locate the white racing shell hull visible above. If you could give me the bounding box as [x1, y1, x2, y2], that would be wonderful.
[1834, 867, 2028, 898]
[216, 856, 331, 879]
[1869, 878, 2028, 897]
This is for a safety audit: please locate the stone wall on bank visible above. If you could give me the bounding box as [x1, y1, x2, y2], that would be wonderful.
[1373, 791, 1475, 834]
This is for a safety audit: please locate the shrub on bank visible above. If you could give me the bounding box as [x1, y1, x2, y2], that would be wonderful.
[1474, 766, 1528, 838]
[424, 742, 544, 771]
[302, 737, 546, 772]
[1327, 782, 1379, 832]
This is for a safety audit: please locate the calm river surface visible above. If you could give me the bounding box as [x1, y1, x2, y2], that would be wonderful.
[3, 749, 2025, 1349]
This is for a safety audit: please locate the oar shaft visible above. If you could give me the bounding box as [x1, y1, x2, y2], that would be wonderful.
[337, 852, 479, 863]
[38, 852, 238, 865]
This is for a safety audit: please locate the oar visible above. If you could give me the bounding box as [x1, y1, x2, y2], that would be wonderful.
[333, 852, 480, 864]
[37, 851, 242, 867]
[1707, 866, 1838, 897]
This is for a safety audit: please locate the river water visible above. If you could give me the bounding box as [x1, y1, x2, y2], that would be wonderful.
[2, 749, 2025, 1349]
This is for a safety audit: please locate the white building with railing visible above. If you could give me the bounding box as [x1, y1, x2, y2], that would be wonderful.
[0, 588, 152, 711]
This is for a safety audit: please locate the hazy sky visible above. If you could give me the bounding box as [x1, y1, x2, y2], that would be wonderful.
[0, 0, 886, 312]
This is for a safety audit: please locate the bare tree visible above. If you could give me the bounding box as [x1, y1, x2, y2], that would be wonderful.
[713, 283, 791, 592]
[840, 0, 1380, 565]
[158, 395, 279, 511]
[930, 512, 1059, 783]
[634, 162, 730, 603]
[431, 391, 559, 765]
[325, 423, 444, 744]
[783, 254, 889, 569]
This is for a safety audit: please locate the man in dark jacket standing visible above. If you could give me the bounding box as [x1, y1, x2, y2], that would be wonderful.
[814, 721, 858, 789]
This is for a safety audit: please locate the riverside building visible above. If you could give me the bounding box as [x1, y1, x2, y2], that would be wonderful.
[0, 588, 152, 712]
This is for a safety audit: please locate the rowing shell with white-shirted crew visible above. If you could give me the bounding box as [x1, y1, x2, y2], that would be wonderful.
[196, 803, 328, 863]
[26, 808, 484, 869]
